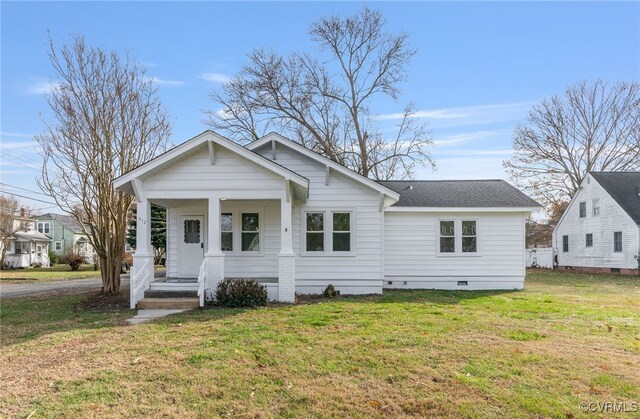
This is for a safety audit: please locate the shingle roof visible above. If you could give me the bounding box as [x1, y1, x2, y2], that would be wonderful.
[377, 180, 540, 208]
[590, 172, 640, 225]
[37, 213, 85, 233]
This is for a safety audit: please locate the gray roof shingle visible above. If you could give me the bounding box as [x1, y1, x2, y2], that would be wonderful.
[377, 180, 540, 208]
[590, 172, 640, 225]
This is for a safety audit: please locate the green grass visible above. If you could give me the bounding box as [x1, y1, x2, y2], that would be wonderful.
[1, 270, 639, 418]
[0, 264, 99, 282]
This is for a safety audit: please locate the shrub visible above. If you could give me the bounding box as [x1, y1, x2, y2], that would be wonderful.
[59, 246, 86, 271]
[31, 262, 43, 268]
[323, 284, 340, 298]
[215, 278, 267, 308]
[48, 250, 59, 265]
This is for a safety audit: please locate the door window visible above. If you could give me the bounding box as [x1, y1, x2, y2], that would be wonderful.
[184, 220, 201, 244]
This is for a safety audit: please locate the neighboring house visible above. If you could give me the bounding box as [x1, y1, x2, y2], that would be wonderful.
[2, 210, 51, 268]
[34, 213, 95, 260]
[553, 172, 640, 275]
[114, 131, 539, 308]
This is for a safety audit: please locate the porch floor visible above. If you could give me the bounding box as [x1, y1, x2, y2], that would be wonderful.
[151, 276, 278, 284]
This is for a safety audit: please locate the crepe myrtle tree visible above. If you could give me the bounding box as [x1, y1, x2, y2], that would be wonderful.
[37, 35, 171, 294]
[206, 7, 435, 180]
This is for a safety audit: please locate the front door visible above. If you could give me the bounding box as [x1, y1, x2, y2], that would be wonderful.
[179, 215, 205, 277]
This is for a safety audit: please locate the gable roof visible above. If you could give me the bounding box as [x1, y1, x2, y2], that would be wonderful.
[590, 171, 640, 225]
[37, 213, 85, 233]
[247, 133, 400, 201]
[378, 180, 540, 210]
[113, 131, 309, 196]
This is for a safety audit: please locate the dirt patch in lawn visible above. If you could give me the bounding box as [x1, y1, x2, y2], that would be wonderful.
[76, 286, 130, 312]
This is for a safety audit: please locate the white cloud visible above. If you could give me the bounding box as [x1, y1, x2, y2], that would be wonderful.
[214, 108, 234, 120]
[146, 77, 184, 86]
[436, 148, 513, 157]
[375, 101, 535, 128]
[25, 81, 61, 95]
[417, 156, 509, 180]
[199, 72, 231, 83]
[0, 131, 34, 139]
[0, 140, 36, 150]
[433, 130, 501, 147]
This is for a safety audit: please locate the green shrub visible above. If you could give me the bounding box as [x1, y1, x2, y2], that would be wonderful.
[48, 250, 59, 265]
[323, 284, 339, 297]
[215, 278, 268, 308]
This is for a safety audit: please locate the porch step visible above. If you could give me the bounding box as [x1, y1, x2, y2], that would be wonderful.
[137, 298, 199, 310]
[145, 289, 198, 298]
[148, 281, 199, 291]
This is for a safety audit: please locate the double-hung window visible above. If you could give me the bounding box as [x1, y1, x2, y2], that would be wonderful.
[461, 221, 477, 253]
[613, 232, 622, 252]
[303, 210, 352, 254]
[439, 221, 455, 253]
[55, 241, 63, 251]
[241, 213, 260, 252]
[592, 199, 600, 216]
[579, 202, 586, 218]
[37, 222, 50, 235]
[439, 220, 478, 254]
[221, 213, 233, 251]
[585, 233, 593, 247]
[563, 235, 569, 252]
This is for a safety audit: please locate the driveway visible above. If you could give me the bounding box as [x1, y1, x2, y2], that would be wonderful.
[1, 275, 130, 298]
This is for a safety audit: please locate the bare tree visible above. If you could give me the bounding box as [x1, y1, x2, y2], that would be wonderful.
[505, 80, 640, 207]
[205, 7, 434, 179]
[37, 36, 171, 294]
[0, 195, 24, 269]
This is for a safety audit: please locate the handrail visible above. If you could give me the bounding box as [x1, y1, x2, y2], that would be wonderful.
[197, 258, 206, 307]
[131, 257, 154, 308]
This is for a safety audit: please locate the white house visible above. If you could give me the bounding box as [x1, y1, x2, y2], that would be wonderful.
[553, 172, 640, 275]
[113, 131, 539, 309]
[2, 210, 51, 269]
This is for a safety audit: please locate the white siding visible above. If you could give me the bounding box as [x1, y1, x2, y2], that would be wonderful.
[384, 212, 526, 290]
[255, 142, 384, 295]
[554, 174, 640, 269]
[142, 144, 285, 193]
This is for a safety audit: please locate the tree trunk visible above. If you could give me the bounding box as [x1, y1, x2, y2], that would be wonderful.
[100, 254, 121, 295]
[0, 243, 7, 270]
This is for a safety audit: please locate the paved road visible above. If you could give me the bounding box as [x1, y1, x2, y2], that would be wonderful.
[1, 275, 130, 298]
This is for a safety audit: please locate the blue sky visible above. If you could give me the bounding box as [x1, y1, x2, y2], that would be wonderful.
[1, 1, 639, 212]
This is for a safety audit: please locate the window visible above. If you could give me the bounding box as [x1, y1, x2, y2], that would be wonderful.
[184, 220, 201, 244]
[613, 232, 622, 252]
[461, 221, 477, 253]
[562, 235, 569, 252]
[586, 233, 593, 247]
[579, 202, 586, 218]
[241, 213, 260, 251]
[592, 199, 600, 216]
[37, 222, 50, 234]
[15, 242, 24, 254]
[55, 241, 63, 251]
[306, 212, 324, 251]
[332, 212, 351, 252]
[221, 213, 233, 251]
[36, 245, 42, 256]
[439, 221, 455, 253]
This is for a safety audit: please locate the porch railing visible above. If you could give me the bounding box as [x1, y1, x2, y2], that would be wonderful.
[197, 258, 206, 307]
[131, 257, 154, 308]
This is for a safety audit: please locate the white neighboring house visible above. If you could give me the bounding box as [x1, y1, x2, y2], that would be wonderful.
[553, 172, 640, 275]
[113, 131, 540, 308]
[2, 211, 51, 268]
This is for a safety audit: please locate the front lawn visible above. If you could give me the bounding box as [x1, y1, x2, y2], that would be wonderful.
[1, 270, 638, 417]
[0, 264, 99, 283]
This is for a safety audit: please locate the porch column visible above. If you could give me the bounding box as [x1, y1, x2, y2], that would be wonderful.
[132, 198, 154, 308]
[204, 196, 225, 301]
[278, 193, 295, 302]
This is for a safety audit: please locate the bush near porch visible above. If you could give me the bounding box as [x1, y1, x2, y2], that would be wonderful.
[1, 270, 639, 417]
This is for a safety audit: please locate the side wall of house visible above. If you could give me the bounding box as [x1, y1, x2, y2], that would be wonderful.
[254, 142, 384, 295]
[383, 211, 527, 290]
[554, 175, 639, 270]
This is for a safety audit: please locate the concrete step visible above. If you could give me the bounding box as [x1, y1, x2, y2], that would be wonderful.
[145, 289, 198, 298]
[137, 298, 199, 310]
[149, 281, 199, 291]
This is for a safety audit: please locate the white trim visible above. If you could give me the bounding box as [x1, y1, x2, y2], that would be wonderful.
[113, 131, 309, 192]
[207, 140, 216, 165]
[248, 132, 400, 201]
[435, 218, 481, 257]
[55, 241, 63, 251]
[37, 222, 51, 235]
[300, 208, 356, 257]
[386, 206, 539, 213]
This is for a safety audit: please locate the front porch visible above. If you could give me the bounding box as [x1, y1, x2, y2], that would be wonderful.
[130, 194, 296, 308]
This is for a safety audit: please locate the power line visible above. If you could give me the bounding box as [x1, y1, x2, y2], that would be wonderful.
[0, 182, 50, 196]
[0, 191, 57, 205]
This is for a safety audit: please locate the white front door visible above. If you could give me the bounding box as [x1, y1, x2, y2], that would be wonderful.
[179, 215, 205, 277]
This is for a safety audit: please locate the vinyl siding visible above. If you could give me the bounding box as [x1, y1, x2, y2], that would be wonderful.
[554, 174, 640, 269]
[384, 211, 526, 290]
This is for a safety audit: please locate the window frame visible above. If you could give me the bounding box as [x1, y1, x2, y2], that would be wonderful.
[240, 212, 261, 253]
[37, 222, 51, 235]
[331, 211, 352, 253]
[220, 212, 234, 253]
[55, 241, 63, 251]
[436, 218, 481, 257]
[305, 212, 325, 252]
[592, 199, 600, 216]
[300, 209, 355, 257]
[613, 231, 622, 253]
[585, 233, 593, 248]
[579, 202, 586, 218]
[562, 235, 569, 253]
